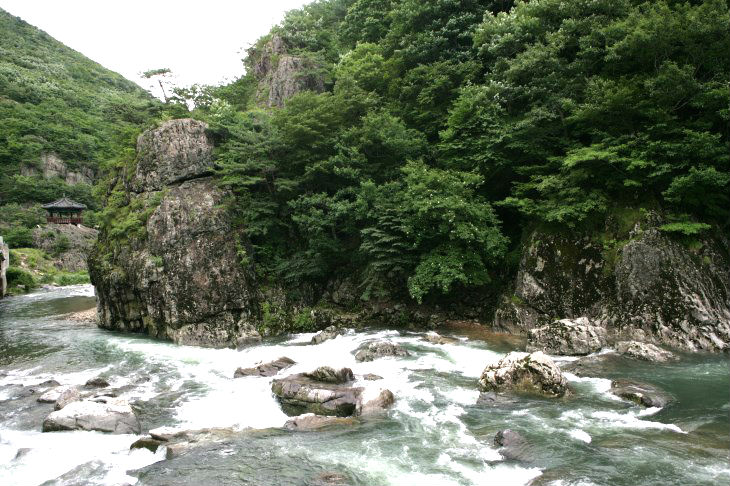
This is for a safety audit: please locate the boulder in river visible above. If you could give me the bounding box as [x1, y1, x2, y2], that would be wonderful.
[304, 366, 354, 384]
[354, 341, 409, 362]
[615, 341, 677, 362]
[84, 377, 110, 388]
[37, 385, 74, 404]
[42, 397, 141, 434]
[359, 389, 395, 416]
[494, 429, 530, 462]
[423, 331, 458, 345]
[362, 373, 383, 381]
[234, 356, 295, 378]
[610, 379, 673, 408]
[526, 317, 607, 355]
[478, 351, 568, 397]
[284, 414, 357, 431]
[311, 325, 345, 344]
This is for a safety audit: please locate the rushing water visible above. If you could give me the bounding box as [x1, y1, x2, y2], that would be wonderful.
[0, 285, 728, 486]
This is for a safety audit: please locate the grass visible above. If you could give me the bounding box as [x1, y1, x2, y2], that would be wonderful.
[7, 248, 90, 293]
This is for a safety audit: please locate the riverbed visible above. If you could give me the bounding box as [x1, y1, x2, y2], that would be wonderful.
[1, 285, 728, 485]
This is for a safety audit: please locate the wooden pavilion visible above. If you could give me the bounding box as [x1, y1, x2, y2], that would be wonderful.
[42, 196, 87, 224]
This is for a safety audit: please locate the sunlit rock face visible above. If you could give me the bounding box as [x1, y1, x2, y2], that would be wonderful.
[494, 213, 730, 352]
[89, 119, 260, 348]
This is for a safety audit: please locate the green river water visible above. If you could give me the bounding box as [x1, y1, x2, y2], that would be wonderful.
[1, 285, 728, 486]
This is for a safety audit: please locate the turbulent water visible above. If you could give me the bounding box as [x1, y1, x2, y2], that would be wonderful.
[0, 285, 728, 486]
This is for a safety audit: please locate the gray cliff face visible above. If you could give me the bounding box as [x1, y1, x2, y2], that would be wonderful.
[21, 152, 95, 186]
[252, 35, 325, 108]
[90, 119, 259, 348]
[495, 214, 730, 352]
[32, 223, 98, 272]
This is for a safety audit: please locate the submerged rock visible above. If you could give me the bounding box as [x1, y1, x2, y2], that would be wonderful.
[42, 397, 140, 434]
[615, 341, 677, 362]
[526, 317, 607, 356]
[234, 357, 295, 378]
[478, 352, 568, 397]
[311, 325, 345, 344]
[494, 429, 530, 462]
[560, 353, 624, 378]
[283, 414, 357, 431]
[354, 341, 409, 362]
[610, 379, 672, 408]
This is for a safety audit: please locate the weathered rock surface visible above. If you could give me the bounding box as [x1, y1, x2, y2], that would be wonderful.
[283, 413, 357, 431]
[89, 119, 260, 348]
[42, 397, 140, 434]
[362, 373, 383, 381]
[32, 223, 98, 273]
[85, 377, 110, 388]
[21, 152, 95, 186]
[272, 367, 394, 417]
[133, 427, 239, 458]
[423, 331, 458, 345]
[312, 325, 345, 344]
[526, 317, 607, 356]
[494, 213, 730, 352]
[250, 35, 325, 108]
[234, 357, 295, 378]
[610, 379, 673, 408]
[494, 429, 530, 462]
[478, 352, 568, 397]
[37, 385, 77, 405]
[54, 387, 81, 410]
[354, 341, 409, 362]
[615, 341, 677, 362]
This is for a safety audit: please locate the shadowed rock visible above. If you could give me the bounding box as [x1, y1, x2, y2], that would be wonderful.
[85, 377, 110, 388]
[304, 366, 354, 384]
[615, 341, 677, 362]
[610, 379, 673, 408]
[312, 326, 345, 344]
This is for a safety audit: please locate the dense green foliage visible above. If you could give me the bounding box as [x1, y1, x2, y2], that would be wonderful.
[188, 0, 729, 304]
[6, 248, 90, 293]
[0, 8, 161, 241]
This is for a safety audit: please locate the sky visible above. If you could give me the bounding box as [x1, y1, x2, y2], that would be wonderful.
[0, 0, 309, 95]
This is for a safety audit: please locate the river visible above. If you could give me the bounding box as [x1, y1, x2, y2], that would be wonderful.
[0, 285, 728, 486]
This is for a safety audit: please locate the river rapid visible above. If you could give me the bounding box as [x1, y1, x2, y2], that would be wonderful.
[0, 285, 728, 486]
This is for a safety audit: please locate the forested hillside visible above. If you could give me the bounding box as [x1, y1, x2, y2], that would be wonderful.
[0, 8, 161, 247]
[168, 0, 727, 308]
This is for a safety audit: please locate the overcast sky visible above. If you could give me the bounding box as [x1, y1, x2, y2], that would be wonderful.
[0, 0, 309, 94]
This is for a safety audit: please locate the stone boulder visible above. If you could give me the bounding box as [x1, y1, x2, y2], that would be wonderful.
[423, 331, 458, 345]
[354, 341, 409, 362]
[494, 429, 530, 462]
[304, 366, 354, 384]
[359, 389, 395, 416]
[283, 414, 357, 431]
[234, 357, 295, 378]
[311, 326, 344, 344]
[478, 352, 568, 398]
[42, 397, 140, 434]
[85, 377, 110, 388]
[37, 385, 74, 404]
[610, 380, 673, 408]
[615, 341, 677, 362]
[526, 317, 607, 356]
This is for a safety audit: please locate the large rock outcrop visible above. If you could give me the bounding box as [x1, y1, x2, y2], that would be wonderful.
[249, 35, 325, 108]
[89, 119, 260, 348]
[495, 213, 730, 352]
[21, 152, 95, 186]
[32, 223, 98, 272]
[478, 351, 568, 397]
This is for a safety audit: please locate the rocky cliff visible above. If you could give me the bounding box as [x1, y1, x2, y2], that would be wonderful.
[89, 119, 260, 348]
[21, 153, 95, 186]
[250, 35, 325, 107]
[494, 214, 730, 352]
[32, 223, 98, 272]
[1, 236, 8, 298]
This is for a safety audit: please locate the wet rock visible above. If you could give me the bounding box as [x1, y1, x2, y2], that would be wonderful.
[283, 414, 357, 431]
[42, 397, 141, 434]
[304, 366, 354, 384]
[54, 386, 81, 410]
[234, 357, 295, 378]
[272, 373, 361, 417]
[354, 341, 409, 362]
[615, 341, 677, 362]
[311, 325, 345, 344]
[476, 392, 520, 408]
[526, 317, 607, 356]
[130, 437, 166, 453]
[423, 331, 458, 345]
[610, 379, 672, 408]
[85, 377, 110, 388]
[478, 351, 568, 397]
[28, 379, 60, 394]
[37, 385, 74, 403]
[235, 327, 263, 348]
[494, 429, 529, 461]
[312, 472, 352, 486]
[13, 448, 32, 461]
[560, 353, 624, 377]
[359, 389, 395, 416]
[362, 373, 383, 381]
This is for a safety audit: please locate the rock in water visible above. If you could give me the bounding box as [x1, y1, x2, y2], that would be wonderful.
[304, 366, 354, 384]
[423, 331, 458, 345]
[54, 387, 81, 410]
[526, 317, 607, 355]
[234, 357, 295, 378]
[89, 119, 259, 348]
[42, 397, 140, 434]
[359, 389, 395, 416]
[494, 429, 530, 461]
[84, 377, 110, 388]
[311, 326, 344, 344]
[283, 414, 357, 431]
[615, 341, 677, 362]
[610, 380, 673, 408]
[354, 341, 409, 362]
[478, 351, 568, 397]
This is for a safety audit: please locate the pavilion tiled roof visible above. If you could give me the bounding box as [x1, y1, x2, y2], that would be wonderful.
[41, 197, 87, 210]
